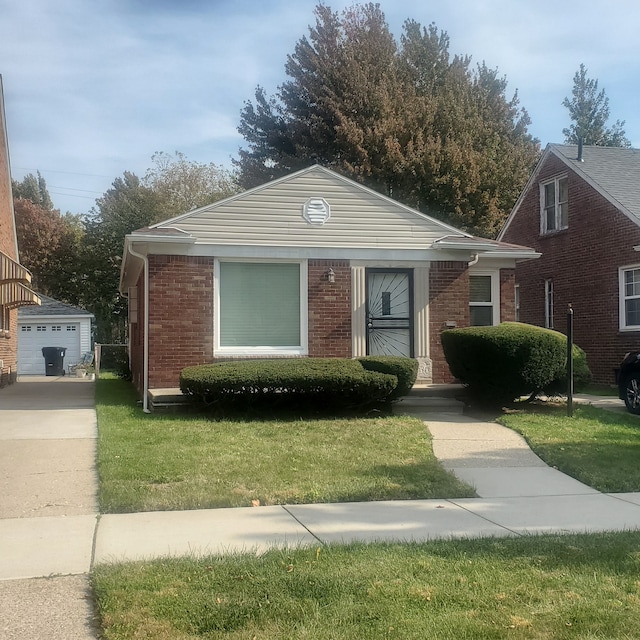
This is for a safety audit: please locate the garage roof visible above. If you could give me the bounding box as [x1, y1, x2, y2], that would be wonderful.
[18, 294, 94, 319]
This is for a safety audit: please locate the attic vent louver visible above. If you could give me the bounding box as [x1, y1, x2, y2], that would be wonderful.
[303, 197, 331, 225]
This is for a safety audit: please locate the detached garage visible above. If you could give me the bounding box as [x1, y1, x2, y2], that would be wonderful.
[17, 295, 94, 376]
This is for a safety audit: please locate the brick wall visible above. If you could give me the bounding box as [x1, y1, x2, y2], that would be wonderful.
[429, 261, 469, 383]
[500, 268, 516, 322]
[0, 90, 18, 382]
[147, 255, 214, 388]
[501, 153, 640, 383]
[308, 260, 352, 358]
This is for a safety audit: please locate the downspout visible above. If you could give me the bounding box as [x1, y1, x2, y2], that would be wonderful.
[127, 242, 151, 413]
[468, 253, 479, 267]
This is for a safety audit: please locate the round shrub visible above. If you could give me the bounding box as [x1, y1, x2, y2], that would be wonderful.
[357, 356, 418, 399]
[441, 322, 592, 406]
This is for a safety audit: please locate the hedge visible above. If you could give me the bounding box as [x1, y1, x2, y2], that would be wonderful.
[179, 358, 399, 414]
[441, 322, 591, 405]
[357, 356, 419, 399]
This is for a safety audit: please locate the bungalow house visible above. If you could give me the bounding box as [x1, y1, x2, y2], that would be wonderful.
[119, 165, 538, 409]
[0, 76, 40, 388]
[498, 143, 640, 384]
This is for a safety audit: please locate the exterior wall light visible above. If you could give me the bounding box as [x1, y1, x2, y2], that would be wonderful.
[326, 268, 336, 283]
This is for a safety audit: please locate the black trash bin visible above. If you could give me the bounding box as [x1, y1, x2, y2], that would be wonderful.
[42, 347, 67, 376]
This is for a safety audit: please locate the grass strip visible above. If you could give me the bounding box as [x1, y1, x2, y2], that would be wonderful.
[93, 531, 640, 639]
[498, 404, 640, 492]
[96, 377, 474, 513]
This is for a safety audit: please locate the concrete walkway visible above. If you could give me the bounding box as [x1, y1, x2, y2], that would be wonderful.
[2, 379, 640, 639]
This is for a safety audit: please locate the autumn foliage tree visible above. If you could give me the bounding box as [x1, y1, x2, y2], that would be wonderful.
[143, 151, 239, 217]
[235, 3, 540, 237]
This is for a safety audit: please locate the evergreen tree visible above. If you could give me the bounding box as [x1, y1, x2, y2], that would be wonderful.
[12, 171, 54, 210]
[235, 3, 540, 237]
[562, 64, 630, 147]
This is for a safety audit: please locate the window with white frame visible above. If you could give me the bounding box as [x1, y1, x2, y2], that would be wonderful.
[0, 306, 7, 333]
[216, 260, 307, 354]
[619, 265, 640, 330]
[544, 279, 554, 329]
[540, 176, 568, 233]
[469, 273, 499, 326]
[514, 284, 520, 322]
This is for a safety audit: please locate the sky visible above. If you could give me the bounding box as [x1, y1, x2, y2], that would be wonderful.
[1, 0, 639, 215]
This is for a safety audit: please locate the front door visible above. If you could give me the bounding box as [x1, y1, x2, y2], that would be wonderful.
[366, 269, 413, 357]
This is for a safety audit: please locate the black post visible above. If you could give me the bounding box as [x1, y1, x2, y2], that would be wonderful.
[567, 304, 574, 417]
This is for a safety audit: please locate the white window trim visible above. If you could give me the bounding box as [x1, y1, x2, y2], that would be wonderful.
[469, 270, 500, 326]
[540, 175, 568, 234]
[514, 284, 520, 323]
[214, 258, 309, 356]
[619, 264, 640, 331]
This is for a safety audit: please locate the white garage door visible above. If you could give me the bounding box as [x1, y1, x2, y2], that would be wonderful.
[18, 322, 81, 375]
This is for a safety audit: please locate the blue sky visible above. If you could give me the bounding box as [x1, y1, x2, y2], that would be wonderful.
[2, 0, 639, 214]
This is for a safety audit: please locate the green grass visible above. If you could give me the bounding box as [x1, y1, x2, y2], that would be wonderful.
[96, 377, 474, 513]
[92, 532, 640, 639]
[498, 404, 640, 492]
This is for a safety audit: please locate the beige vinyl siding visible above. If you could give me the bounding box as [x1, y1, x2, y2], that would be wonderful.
[159, 169, 454, 250]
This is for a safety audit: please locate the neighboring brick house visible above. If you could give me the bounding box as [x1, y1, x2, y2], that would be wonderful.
[119, 165, 538, 408]
[0, 76, 40, 388]
[499, 143, 640, 384]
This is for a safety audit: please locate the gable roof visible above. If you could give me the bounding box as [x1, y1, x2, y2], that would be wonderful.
[121, 164, 538, 291]
[499, 143, 640, 239]
[145, 164, 473, 250]
[18, 294, 94, 319]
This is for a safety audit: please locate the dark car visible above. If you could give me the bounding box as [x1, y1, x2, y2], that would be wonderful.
[618, 351, 640, 414]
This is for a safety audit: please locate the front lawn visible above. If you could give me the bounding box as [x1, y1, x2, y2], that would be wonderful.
[498, 404, 640, 492]
[92, 531, 640, 639]
[96, 377, 474, 513]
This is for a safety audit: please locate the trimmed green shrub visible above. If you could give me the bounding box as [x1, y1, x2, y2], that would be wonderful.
[441, 322, 592, 406]
[544, 343, 592, 396]
[358, 356, 418, 399]
[179, 358, 398, 414]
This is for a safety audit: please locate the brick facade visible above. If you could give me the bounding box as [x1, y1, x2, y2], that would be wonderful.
[429, 261, 470, 383]
[307, 260, 352, 358]
[501, 153, 640, 384]
[130, 256, 520, 391]
[0, 82, 18, 385]
[147, 255, 214, 389]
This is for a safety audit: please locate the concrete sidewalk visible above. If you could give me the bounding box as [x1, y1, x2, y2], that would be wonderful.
[2, 379, 640, 639]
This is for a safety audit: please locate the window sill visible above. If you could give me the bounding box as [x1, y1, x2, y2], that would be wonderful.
[540, 228, 569, 238]
[215, 347, 308, 357]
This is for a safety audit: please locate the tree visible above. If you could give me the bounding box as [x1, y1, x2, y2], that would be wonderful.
[14, 198, 83, 303]
[562, 64, 630, 147]
[143, 151, 239, 216]
[235, 2, 540, 237]
[12, 171, 54, 210]
[81, 172, 165, 342]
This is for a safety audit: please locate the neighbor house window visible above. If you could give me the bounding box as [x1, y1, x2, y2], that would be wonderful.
[216, 260, 308, 355]
[514, 284, 520, 322]
[619, 265, 640, 330]
[544, 279, 554, 329]
[540, 176, 568, 233]
[469, 273, 499, 326]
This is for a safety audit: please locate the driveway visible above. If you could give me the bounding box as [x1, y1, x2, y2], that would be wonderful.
[0, 376, 98, 640]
